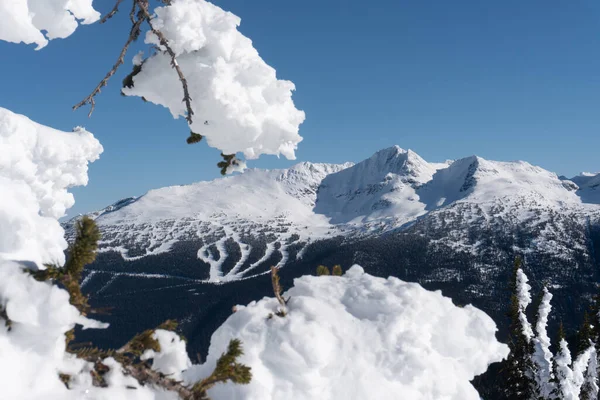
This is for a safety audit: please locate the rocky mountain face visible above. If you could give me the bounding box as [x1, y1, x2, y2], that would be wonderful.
[67, 146, 600, 397]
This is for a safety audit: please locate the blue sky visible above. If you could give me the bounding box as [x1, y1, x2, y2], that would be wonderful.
[1, 0, 599, 217]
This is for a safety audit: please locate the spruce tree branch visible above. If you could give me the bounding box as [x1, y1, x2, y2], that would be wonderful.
[100, 0, 124, 24]
[73, 8, 145, 117]
[136, 0, 195, 124]
[122, 364, 195, 398]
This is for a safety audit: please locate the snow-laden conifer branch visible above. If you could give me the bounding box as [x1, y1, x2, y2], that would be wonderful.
[74, 0, 194, 124]
[136, 0, 195, 124]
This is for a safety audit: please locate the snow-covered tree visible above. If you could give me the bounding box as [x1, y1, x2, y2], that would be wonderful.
[555, 329, 577, 400]
[550, 323, 600, 400]
[532, 286, 556, 399]
[504, 266, 600, 400]
[580, 345, 599, 400]
[577, 312, 598, 400]
[504, 258, 537, 399]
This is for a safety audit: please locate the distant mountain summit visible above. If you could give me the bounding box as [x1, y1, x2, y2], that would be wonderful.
[66, 146, 600, 282]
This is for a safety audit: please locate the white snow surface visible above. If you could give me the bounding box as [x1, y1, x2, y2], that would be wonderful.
[0, 107, 103, 266]
[141, 329, 192, 382]
[0, 0, 99, 49]
[183, 265, 508, 400]
[123, 0, 306, 162]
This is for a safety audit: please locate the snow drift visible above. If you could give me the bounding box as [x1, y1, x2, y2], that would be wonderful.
[0, 107, 107, 399]
[184, 266, 509, 400]
[0, 107, 103, 266]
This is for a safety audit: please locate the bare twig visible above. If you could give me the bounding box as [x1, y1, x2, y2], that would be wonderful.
[129, 0, 137, 24]
[136, 0, 195, 124]
[73, 6, 145, 116]
[74, 0, 195, 125]
[270, 267, 288, 316]
[100, 0, 124, 24]
[122, 364, 194, 399]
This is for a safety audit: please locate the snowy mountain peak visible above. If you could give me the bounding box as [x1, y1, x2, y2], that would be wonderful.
[570, 172, 600, 204]
[68, 146, 600, 282]
[355, 146, 437, 185]
[419, 156, 578, 210]
[313, 147, 439, 225]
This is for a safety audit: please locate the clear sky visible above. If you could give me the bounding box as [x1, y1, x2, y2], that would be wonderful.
[1, 0, 599, 217]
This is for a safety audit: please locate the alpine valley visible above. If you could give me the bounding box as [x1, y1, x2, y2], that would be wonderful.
[66, 146, 600, 396]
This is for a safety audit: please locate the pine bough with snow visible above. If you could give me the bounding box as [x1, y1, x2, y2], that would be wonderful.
[505, 261, 600, 399]
[0, 0, 305, 173]
[0, 106, 509, 398]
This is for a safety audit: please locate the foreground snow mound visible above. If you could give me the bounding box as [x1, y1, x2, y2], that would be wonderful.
[0, 107, 103, 266]
[123, 0, 305, 161]
[185, 265, 509, 400]
[0, 0, 99, 49]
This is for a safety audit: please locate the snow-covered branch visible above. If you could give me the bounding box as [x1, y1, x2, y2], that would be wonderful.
[0, 0, 306, 172]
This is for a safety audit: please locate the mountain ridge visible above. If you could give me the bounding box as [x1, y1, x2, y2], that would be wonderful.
[65, 146, 600, 283]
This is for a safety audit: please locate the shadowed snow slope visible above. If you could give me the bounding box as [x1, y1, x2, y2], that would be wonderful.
[183, 266, 509, 400]
[571, 172, 600, 204]
[418, 156, 582, 209]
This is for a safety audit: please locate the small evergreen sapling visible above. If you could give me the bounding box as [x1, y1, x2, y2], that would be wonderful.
[332, 264, 343, 276]
[30, 217, 252, 399]
[316, 265, 330, 276]
[503, 257, 536, 400]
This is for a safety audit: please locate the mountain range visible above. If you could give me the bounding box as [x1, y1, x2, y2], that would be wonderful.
[67, 146, 600, 397]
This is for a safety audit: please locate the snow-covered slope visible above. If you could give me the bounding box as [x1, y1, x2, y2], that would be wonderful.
[185, 266, 508, 400]
[570, 172, 600, 204]
[74, 162, 352, 282]
[314, 146, 441, 226]
[67, 146, 600, 283]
